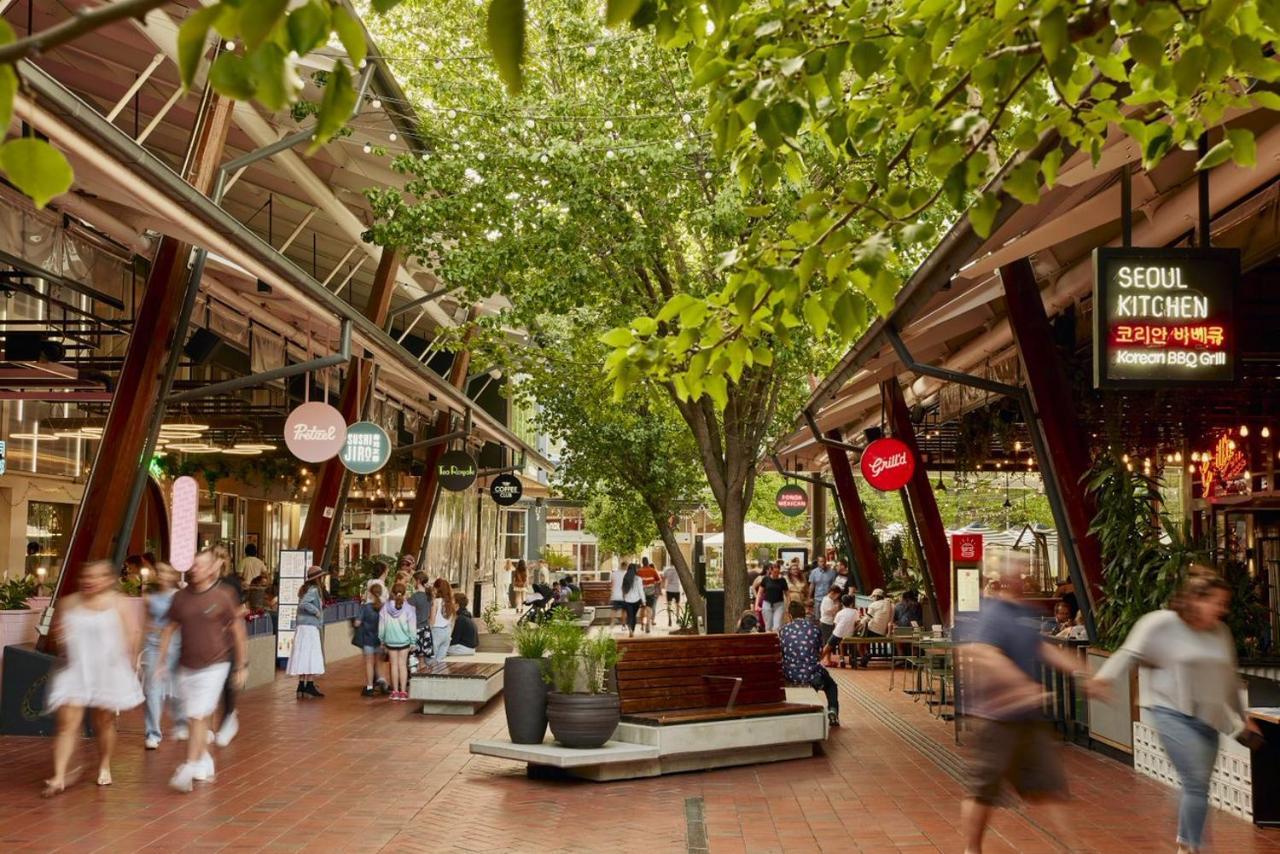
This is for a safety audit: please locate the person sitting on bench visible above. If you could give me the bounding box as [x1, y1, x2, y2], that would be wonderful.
[447, 592, 478, 657]
[780, 601, 840, 727]
[860, 588, 894, 667]
[823, 595, 859, 668]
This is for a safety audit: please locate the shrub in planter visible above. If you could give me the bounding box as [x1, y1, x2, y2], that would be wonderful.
[478, 601, 514, 652]
[543, 625, 622, 749]
[670, 602, 699, 636]
[0, 577, 41, 649]
[503, 620, 551, 744]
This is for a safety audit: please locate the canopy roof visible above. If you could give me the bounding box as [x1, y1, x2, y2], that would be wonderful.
[704, 522, 802, 546]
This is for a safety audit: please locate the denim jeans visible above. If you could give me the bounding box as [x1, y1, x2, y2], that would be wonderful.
[1150, 705, 1219, 850]
[431, 626, 451, 663]
[141, 639, 184, 741]
[762, 601, 786, 632]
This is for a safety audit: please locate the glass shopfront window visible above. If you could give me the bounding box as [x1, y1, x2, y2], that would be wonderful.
[25, 500, 72, 580]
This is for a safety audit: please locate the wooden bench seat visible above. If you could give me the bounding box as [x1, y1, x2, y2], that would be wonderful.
[472, 632, 826, 781]
[409, 659, 504, 715]
[580, 581, 613, 607]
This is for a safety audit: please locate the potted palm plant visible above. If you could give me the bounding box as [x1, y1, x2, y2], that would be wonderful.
[670, 602, 699, 635]
[478, 600, 514, 652]
[503, 620, 551, 743]
[543, 624, 622, 749]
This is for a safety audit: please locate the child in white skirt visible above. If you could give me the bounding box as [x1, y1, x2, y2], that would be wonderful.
[288, 566, 327, 698]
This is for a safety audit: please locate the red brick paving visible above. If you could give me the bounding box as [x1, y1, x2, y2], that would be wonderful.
[0, 657, 1276, 853]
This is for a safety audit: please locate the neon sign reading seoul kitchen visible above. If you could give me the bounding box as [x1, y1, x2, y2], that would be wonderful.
[1093, 248, 1237, 388]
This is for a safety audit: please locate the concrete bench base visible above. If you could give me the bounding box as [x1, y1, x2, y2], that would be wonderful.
[471, 709, 826, 781]
[409, 660, 503, 715]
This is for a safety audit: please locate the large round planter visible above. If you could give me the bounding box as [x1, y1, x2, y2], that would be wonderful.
[546, 692, 621, 749]
[503, 657, 548, 744]
[477, 632, 514, 653]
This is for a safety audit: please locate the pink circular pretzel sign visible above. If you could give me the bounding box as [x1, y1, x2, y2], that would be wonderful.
[284, 401, 347, 462]
[169, 476, 199, 573]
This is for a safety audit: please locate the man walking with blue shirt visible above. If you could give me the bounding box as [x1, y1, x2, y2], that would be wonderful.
[807, 555, 837, 616]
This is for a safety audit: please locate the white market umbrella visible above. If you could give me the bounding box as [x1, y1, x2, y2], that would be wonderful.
[703, 521, 802, 547]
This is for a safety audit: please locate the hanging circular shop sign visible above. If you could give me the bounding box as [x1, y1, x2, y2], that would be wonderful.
[339, 421, 391, 474]
[437, 449, 477, 491]
[284, 402, 347, 462]
[774, 484, 808, 517]
[490, 473, 524, 506]
[860, 437, 916, 492]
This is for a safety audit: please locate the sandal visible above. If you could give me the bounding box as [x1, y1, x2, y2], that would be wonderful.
[41, 779, 66, 798]
[97, 769, 112, 786]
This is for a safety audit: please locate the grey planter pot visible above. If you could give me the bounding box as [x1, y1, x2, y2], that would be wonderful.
[546, 692, 621, 749]
[503, 657, 548, 744]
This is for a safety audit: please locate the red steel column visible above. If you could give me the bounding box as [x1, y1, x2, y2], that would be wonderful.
[298, 248, 399, 557]
[824, 429, 885, 592]
[56, 95, 234, 596]
[398, 336, 473, 559]
[883, 380, 952, 618]
[1000, 258, 1105, 607]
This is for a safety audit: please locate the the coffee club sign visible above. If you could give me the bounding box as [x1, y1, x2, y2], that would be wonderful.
[1093, 247, 1239, 389]
[490, 473, 523, 506]
[774, 484, 808, 517]
[438, 449, 477, 491]
[339, 421, 391, 475]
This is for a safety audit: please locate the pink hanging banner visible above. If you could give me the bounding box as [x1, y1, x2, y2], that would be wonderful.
[169, 476, 199, 573]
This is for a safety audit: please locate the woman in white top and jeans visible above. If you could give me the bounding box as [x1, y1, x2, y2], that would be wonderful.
[429, 578, 456, 663]
[1091, 568, 1260, 854]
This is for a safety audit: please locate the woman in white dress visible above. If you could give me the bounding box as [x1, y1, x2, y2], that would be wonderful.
[287, 566, 327, 698]
[44, 559, 144, 796]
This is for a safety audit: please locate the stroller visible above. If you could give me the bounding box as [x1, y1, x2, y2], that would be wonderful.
[516, 582, 556, 625]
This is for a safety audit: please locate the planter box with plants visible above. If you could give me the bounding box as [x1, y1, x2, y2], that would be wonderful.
[0, 578, 43, 652]
[502, 619, 551, 744]
[542, 622, 622, 750]
[477, 600, 513, 653]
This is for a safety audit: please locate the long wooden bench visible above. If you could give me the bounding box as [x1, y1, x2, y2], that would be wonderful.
[470, 633, 826, 780]
[409, 660, 504, 715]
[580, 581, 614, 625]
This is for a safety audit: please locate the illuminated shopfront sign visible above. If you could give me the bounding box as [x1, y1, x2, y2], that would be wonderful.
[1093, 247, 1238, 389]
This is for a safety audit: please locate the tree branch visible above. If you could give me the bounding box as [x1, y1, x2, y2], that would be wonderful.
[0, 0, 173, 65]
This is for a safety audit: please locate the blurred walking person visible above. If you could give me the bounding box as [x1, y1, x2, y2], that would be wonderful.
[42, 560, 144, 796]
[212, 544, 245, 746]
[158, 549, 246, 793]
[959, 556, 1091, 853]
[1090, 567, 1259, 854]
[142, 562, 185, 749]
[288, 566, 327, 699]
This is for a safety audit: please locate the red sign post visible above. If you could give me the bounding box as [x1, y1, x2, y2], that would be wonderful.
[951, 533, 984, 564]
[859, 437, 916, 492]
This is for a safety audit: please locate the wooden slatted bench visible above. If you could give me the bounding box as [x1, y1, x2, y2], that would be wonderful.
[409, 660, 503, 715]
[580, 581, 614, 625]
[471, 633, 827, 780]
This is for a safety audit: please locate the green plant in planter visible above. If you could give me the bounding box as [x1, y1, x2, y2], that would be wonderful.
[0, 577, 36, 610]
[543, 624, 621, 695]
[512, 620, 550, 659]
[1087, 454, 1206, 651]
[677, 601, 697, 631]
[481, 600, 505, 635]
[579, 633, 622, 694]
[567, 588, 583, 603]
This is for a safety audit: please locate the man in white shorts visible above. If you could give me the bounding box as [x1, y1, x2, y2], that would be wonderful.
[158, 548, 247, 792]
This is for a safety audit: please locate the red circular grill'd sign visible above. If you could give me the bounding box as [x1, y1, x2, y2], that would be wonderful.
[859, 437, 916, 491]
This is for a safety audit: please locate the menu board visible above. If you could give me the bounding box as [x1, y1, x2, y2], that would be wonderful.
[1093, 247, 1238, 388]
[955, 568, 982, 615]
[276, 549, 312, 658]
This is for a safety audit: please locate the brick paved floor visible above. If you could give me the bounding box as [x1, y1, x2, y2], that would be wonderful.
[0, 655, 1277, 853]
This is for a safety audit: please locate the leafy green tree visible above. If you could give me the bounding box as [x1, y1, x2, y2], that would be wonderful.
[583, 491, 657, 561]
[478, 0, 1280, 394]
[366, 0, 834, 628]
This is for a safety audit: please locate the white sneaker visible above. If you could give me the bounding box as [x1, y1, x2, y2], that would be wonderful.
[144, 736, 161, 750]
[214, 711, 239, 747]
[173, 725, 189, 742]
[169, 762, 195, 793]
[191, 752, 215, 782]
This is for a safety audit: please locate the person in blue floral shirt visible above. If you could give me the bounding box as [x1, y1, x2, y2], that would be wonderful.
[778, 601, 840, 727]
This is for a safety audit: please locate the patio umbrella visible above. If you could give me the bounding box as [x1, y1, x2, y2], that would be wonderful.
[703, 521, 802, 546]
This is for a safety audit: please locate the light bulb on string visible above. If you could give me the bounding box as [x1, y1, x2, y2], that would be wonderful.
[1240, 424, 1250, 437]
[225, 40, 237, 51]
[362, 142, 373, 154]
[447, 109, 457, 119]
[434, 59, 444, 69]
[389, 132, 397, 142]
[606, 149, 616, 159]
[585, 44, 597, 57]
[604, 120, 614, 130]
[1264, 426, 1272, 439]
[525, 118, 535, 129]
[682, 113, 692, 124]
[371, 98, 382, 109]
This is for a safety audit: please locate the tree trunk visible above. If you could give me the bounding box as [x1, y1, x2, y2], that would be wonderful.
[720, 492, 749, 633]
[653, 511, 704, 631]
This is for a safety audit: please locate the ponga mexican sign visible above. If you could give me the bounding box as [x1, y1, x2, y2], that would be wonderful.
[339, 421, 391, 474]
[774, 484, 808, 517]
[490, 473, 523, 506]
[438, 449, 477, 491]
[859, 437, 916, 492]
[1093, 247, 1238, 389]
[284, 401, 347, 462]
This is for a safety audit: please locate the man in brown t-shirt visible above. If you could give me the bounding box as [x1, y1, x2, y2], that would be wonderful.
[158, 548, 247, 793]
